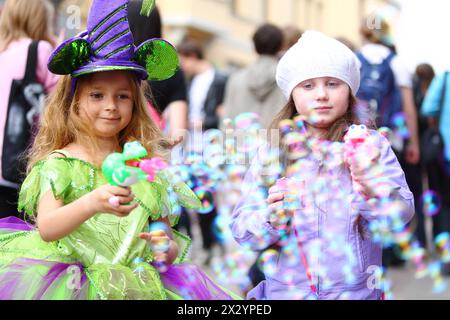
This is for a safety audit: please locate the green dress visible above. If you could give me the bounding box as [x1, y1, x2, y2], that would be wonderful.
[0, 155, 239, 300]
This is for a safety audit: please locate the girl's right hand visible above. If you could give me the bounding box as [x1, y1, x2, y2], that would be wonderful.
[267, 179, 305, 230]
[267, 184, 292, 230]
[267, 185, 285, 210]
[86, 185, 138, 217]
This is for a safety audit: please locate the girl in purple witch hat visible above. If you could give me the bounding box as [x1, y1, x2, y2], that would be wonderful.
[0, 0, 240, 300]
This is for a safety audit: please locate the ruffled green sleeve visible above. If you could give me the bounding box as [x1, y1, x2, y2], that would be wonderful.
[18, 159, 71, 217]
[18, 158, 95, 217]
[132, 171, 201, 227]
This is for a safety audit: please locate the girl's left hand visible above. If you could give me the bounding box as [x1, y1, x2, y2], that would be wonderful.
[404, 141, 420, 165]
[168, 135, 184, 149]
[139, 230, 174, 266]
[344, 135, 381, 198]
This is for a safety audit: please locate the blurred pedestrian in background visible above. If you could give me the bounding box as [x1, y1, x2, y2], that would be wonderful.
[357, 15, 420, 267]
[412, 63, 435, 249]
[178, 39, 227, 133]
[421, 69, 450, 275]
[279, 25, 303, 57]
[178, 39, 228, 265]
[223, 24, 286, 129]
[128, 0, 188, 140]
[0, 0, 59, 219]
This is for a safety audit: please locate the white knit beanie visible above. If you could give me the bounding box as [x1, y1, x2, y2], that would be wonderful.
[276, 30, 361, 100]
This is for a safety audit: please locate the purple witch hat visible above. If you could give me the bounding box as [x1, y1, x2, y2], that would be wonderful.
[48, 0, 178, 81]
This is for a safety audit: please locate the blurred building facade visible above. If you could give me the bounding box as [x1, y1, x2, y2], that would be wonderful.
[48, 0, 400, 70]
[156, 0, 400, 70]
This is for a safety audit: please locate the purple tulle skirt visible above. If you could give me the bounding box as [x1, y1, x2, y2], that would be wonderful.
[0, 217, 238, 300]
[0, 216, 34, 233]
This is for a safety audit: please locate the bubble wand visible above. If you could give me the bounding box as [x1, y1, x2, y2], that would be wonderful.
[102, 141, 168, 206]
[278, 116, 318, 297]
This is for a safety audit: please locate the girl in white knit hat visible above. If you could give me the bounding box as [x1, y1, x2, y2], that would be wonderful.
[230, 31, 415, 300]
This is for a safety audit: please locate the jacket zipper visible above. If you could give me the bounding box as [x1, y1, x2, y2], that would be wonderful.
[355, 227, 365, 273]
[317, 206, 320, 296]
[316, 159, 324, 297]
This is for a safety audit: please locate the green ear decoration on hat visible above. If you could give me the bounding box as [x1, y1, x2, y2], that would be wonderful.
[48, 38, 92, 75]
[140, 0, 156, 16]
[133, 39, 179, 81]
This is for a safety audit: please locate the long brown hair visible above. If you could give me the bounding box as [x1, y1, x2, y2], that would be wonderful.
[0, 0, 56, 52]
[27, 73, 171, 171]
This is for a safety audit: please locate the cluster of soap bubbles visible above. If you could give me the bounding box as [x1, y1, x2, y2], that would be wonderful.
[277, 114, 449, 297]
[159, 111, 449, 299]
[211, 249, 256, 291]
[421, 190, 442, 217]
[367, 189, 449, 294]
[165, 112, 268, 218]
[391, 112, 410, 140]
[153, 113, 273, 287]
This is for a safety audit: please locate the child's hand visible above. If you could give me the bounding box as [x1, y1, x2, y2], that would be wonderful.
[267, 182, 298, 231]
[168, 135, 184, 148]
[139, 230, 177, 268]
[87, 185, 138, 217]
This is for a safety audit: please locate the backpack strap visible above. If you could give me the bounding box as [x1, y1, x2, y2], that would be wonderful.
[23, 40, 39, 84]
[356, 52, 369, 67]
[378, 51, 397, 98]
[384, 51, 396, 64]
[356, 50, 396, 66]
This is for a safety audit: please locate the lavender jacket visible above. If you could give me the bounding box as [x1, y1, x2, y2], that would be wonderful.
[230, 130, 414, 300]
